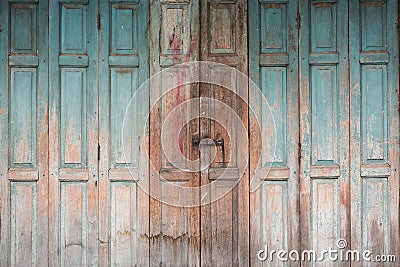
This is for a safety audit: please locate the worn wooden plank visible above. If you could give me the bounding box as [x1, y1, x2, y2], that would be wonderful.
[349, 1, 399, 266]
[58, 169, 88, 181]
[309, 165, 340, 178]
[8, 169, 39, 181]
[261, 180, 289, 265]
[49, 0, 98, 265]
[249, 0, 299, 266]
[8, 55, 39, 67]
[34, 2, 48, 262]
[300, 1, 350, 266]
[200, 1, 248, 266]
[98, 0, 149, 265]
[0, 1, 10, 264]
[0, 0, 49, 265]
[149, 0, 200, 265]
[60, 183, 88, 266]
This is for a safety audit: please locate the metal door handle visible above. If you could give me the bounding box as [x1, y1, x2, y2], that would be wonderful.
[192, 136, 225, 163]
[192, 136, 224, 147]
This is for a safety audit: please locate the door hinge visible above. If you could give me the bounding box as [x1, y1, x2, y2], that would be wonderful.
[296, 12, 301, 30]
[97, 144, 101, 161]
[97, 12, 101, 30]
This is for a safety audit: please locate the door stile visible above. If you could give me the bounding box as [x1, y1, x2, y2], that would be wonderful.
[0, 1, 8, 262]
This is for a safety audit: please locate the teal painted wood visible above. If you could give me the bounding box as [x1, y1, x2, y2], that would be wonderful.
[10, 69, 37, 167]
[350, 0, 399, 263]
[1, 0, 49, 266]
[0, 0, 9, 265]
[98, 0, 149, 265]
[48, 0, 99, 266]
[249, 0, 300, 265]
[299, 1, 350, 262]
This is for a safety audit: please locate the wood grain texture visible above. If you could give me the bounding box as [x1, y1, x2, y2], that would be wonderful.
[149, 0, 200, 265]
[49, 0, 99, 265]
[200, 0, 249, 266]
[350, 1, 399, 266]
[299, 1, 350, 266]
[98, 0, 149, 266]
[249, 0, 300, 266]
[0, 1, 398, 266]
[0, 0, 49, 265]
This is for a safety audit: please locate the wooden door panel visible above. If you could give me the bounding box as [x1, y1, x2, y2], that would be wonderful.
[249, 0, 299, 265]
[200, 1, 248, 266]
[149, 0, 200, 265]
[98, 0, 149, 266]
[350, 0, 399, 264]
[0, 0, 49, 265]
[151, 63, 200, 266]
[49, 0, 98, 265]
[299, 0, 350, 264]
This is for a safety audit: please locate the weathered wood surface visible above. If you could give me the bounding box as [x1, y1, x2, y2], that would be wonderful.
[48, 0, 99, 265]
[249, 0, 300, 266]
[98, 0, 150, 266]
[0, 0, 49, 266]
[0, 0, 398, 266]
[350, 1, 399, 266]
[299, 1, 350, 266]
[200, 0, 249, 266]
[149, 0, 200, 266]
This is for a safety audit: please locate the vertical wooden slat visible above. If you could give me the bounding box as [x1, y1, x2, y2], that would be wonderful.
[49, 0, 98, 265]
[0, 0, 48, 265]
[299, 1, 350, 266]
[34, 1, 49, 265]
[200, 0, 249, 266]
[350, 1, 399, 266]
[249, 0, 299, 266]
[98, 0, 149, 265]
[0, 1, 9, 264]
[149, 0, 200, 265]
